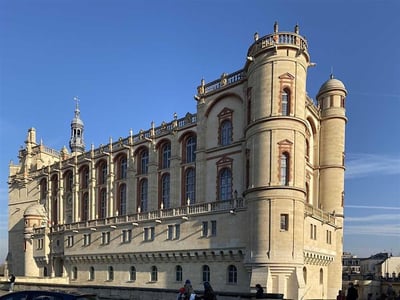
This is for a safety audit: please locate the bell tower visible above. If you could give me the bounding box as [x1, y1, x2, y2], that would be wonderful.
[69, 96, 85, 154]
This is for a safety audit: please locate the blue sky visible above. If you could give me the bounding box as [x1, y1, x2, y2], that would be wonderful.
[0, 0, 399, 263]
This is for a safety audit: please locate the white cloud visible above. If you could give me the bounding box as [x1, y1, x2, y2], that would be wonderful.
[345, 153, 400, 179]
[345, 223, 400, 237]
[346, 205, 400, 210]
[346, 214, 400, 222]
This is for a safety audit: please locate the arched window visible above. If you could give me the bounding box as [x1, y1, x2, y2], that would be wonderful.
[151, 266, 158, 282]
[219, 168, 232, 200]
[98, 160, 107, 185]
[185, 135, 197, 163]
[117, 155, 127, 179]
[161, 174, 170, 209]
[161, 142, 171, 169]
[139, 149, 149, 174]
[118, 184, 127, 216]
[89, 266, 95, 281]
[175, 265, 183, 282]
[220, 120, 232, 146]
[81, 192, 89, 221]
[65, 171, 73, 193]
[281, 88, 290, 116]
[108, 266, 114, 281]
[51, 175, 58, 225]
[303, 267, 307, 284]
[227, 265, 237, 284]
[129, 266, 136, 281]
[184, 168, 196, 204]
[40, 178, 47, 203]
[139, 179, 148, 212]
[202, 265, 210, 283]
[72, 266, 78, 280]
[98, 188, 107, 219]
[80, 166, 89, 189]
[280, 152, 290, 185]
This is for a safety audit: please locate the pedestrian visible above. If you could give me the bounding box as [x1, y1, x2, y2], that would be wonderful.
[337, 290, 346, 300]
[9, 274, 16, 292]
[347, 282, 358, 300]
[202, 281, 217, 300]
[255, 284, 264, 299]
[177, 287, 186, 300]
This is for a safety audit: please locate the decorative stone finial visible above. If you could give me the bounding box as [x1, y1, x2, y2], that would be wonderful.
[294, 24, 299, 34]
[254, 32, 259, 41]
[274, 21, 278, 33]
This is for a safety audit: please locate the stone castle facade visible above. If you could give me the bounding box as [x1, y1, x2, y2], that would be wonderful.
[7, 23, 347, 300]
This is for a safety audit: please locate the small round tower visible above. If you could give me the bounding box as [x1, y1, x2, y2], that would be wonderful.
[317, 75, 347, 216]
[24, 203, 48, 277]
[316, 74, 347, 297]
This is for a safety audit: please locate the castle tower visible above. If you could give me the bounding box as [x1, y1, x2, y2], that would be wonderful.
[69, 97, 85, 154]
[317, 74, 347, 296]
[243, 23, 313, 299]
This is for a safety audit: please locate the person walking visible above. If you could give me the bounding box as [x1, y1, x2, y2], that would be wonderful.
[255, 284, 264, 299]
[202, 281, 217, 300]
[347, 282, 359, 300]
[9, 274, 15, 292]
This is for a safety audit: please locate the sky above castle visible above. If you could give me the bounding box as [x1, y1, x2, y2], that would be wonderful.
[0, 0, 399, 262]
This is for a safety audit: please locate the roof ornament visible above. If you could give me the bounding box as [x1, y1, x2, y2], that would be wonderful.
[274, 21, 279, 33]
[294, 24, 299, 34]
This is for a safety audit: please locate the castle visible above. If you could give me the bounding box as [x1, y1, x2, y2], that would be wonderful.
[7, 23, 347, 300]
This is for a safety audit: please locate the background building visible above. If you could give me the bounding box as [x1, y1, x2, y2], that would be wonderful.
[7, 23, 347, 300]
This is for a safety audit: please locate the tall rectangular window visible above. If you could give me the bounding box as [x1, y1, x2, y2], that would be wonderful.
[67, 235, 74, 247]
[144, 227, 155, 241]
[211, 220, 217, 236]
[167, 225, 174, 240]
[202, 221, 208, 237]
[280, 214, 289, 231]
[175, 224, 180, 239]
[83, 234, 91, 246]
[326, 230, 332, 244]
[310, 224, 317, 240]
[122, 229, 132, 243]
[101, 232, 110, 245]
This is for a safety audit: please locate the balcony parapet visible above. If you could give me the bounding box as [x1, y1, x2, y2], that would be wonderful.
[51, 197, 245, 233]
[304, 204, 338, 226]
[247, 31, 308, 58]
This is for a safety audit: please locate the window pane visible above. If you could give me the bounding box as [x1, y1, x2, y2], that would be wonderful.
[162, 174, 170, 208]
[185, 168, 196, 204]
[186, 136, 196, 163]
[220, 120, 232, 146]
[219, 168, 232, 200]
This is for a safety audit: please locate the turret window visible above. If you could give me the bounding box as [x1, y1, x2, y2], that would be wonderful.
[280, 152, 290, 185]
[281, 88, 291, 116]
